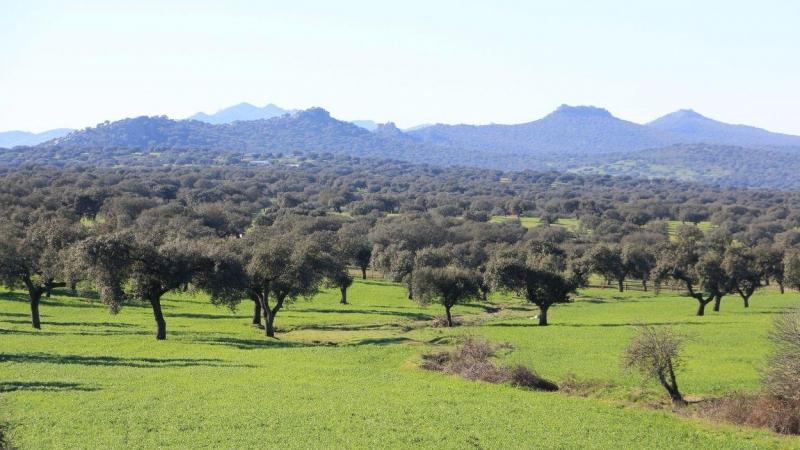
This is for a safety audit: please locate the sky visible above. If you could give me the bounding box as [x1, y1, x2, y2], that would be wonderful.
[1, 0, 799, 133]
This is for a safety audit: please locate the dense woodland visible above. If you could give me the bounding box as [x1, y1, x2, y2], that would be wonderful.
[2, 155, 800, 340]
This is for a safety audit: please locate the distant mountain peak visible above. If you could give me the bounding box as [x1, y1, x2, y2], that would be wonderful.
[550, 104, 613, 118]
[0, 128, 74, 148]
[648, 109, 800, 146]
[374, 122, 404, 137]
[675, 108, 701, 116]
[189, 102, 290, 124]
[652, 109, 709, 122]
[294, 107, 332, 120]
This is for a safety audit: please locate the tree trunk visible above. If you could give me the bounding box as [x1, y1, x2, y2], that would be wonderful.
[696, 298, 711, 316]
[713, 294, 722, 312]
[664, 362, 686, 406]
[340, 286, 348, 304]
[265, 313, 275, 337]
[263, 296, 284, 338]
[149, 296, 167, 340]
[265, 309, 278, 338]
[743, 296, 750, 308]
[251, 300, 262, 327]
[642, 279, 648, 292]
[779, 283, 785, 294]
[659, 377, 686, 406]
[538, 304, 549, 326]
[618, 279, 624, 292]
[445, 305, 453, 327]
[30, 290, 42, 330]
[361, 267, 367, 280]
[69, 281, 77, 293]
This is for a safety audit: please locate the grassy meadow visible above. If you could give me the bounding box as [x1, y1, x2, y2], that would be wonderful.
[489, 215, 713, 236]
[490, 215, 580, 230]
[1, 280, 799, 449]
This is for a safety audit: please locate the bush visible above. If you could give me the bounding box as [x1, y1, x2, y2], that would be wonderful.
[765, 309, 800, 402]
[622, 325, 686, 405]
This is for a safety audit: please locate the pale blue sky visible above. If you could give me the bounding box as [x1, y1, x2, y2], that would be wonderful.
[1, 0, 798, 133]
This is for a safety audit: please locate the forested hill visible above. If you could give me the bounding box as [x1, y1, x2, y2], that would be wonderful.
[37, 108, 441, 161]
[3, 106, 800, 189]
[647, 109, 800, 147]
[407, 105, 673, 155]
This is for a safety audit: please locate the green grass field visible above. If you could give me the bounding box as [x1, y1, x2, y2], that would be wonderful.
[490, 215, 580, 231]
[1, 281, 799, 449]
[667, 220, 714, 235]
[489, 216, 712, 237]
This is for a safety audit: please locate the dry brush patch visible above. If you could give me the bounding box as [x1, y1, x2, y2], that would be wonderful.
[420, 336, 558, 391]
[694, 309, 800, 436]
[696, 394, 800, 435]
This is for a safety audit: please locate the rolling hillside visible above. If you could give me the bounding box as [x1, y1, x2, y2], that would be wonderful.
[3, 105, 798, 188]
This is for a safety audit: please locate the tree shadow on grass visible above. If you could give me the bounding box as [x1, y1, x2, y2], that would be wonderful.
[0, 319, 136, 328]
[580, 298, 610, 304]
[502, 305, 536, 312]
[194, 334, 416, 350]
[354, 279, 396, 287]
[739, 310, 793, 315]
[0, 353, 253, 368]
[486, 321, 735, 328]
[0, 291, 167, 310]
[301, 308, 433, 321]
[344, 336, 414, 346]
[0, 312, 36, 318]
[0, 328, 152, 337]
[169, 312, 249, 320]
[0, 381, 100, 392]
[193, 335, 331, 350]
[286, 322, 408, 332]
[0, 327, 208, 338]
[0, 292, 29, 303]
[460, 303, 501, 313]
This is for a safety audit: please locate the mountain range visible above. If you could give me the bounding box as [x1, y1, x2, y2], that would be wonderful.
[0, 128, 74, 147]
[408, 105, 800, 153]
[186, 102, 381, 131]
[3, 103, 800, 188]
[188, 102, 291, 124]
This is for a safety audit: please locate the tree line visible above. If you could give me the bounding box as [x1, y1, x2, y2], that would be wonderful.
[2, 161, 800, 339]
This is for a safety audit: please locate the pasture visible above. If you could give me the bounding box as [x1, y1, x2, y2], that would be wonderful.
[490, 215, 580, 230]
[1, 280, 799, 449]
[489, 215, 713, 236]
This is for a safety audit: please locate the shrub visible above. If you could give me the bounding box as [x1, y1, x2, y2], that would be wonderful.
[622, 325, 686, 405]
[764, 309, 800, 402]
